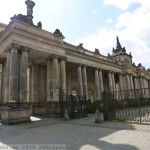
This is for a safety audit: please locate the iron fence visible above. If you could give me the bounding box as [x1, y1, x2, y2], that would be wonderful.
[102, 89, 150, 123]
[62, 95, 87, 119]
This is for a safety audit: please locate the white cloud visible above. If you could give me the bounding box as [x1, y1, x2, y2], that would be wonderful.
[104, 0, 139, 10]
[75, 1, 150, 68]
[93, 9, 99, 15]
[106, 18, 113, 23]
[75, 27, 118, 53]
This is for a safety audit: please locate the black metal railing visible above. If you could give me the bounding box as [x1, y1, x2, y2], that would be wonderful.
[102, 89, 150, 123]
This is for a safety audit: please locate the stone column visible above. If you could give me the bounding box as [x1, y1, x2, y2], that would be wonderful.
[133, 77, 137, 89]
[108, 72, 113, 92]
[146, 79, 149, 88]
[99, 69, 104, 100]
[126, 74, 131, 90]
[140, 77, 144, 89]
[95, 68, 100, 100]
[20, 49, 29, 103]
[143, 78, 147, 89]
[144, 78, 149, 98]
[99, 70, 104, 92]
[4, 51, 11, 103]
[119, 74, 124, 99]
[130, 74, 135, 98]
[148, 80, 150, 89]
[29, 65, 32, 102]
[112, 73, 116, 91]
[139, 77, 144, 98]
[53, 56, 59, 101]
[39, 65, 46, 102]
[0, 46, 31, 125]
[9, 45, 20, 103]
[119, 74, 124, 91]
[78, 64, 83, 96]
[46, 58, 53, 102]
[1, 60, 6, 104]
[130, 74, 134, 90]
[0, 61, 3, 104]
[60, 57, 67, 95]
[82, 65, 88, 100]
[31, 64, 40, 103]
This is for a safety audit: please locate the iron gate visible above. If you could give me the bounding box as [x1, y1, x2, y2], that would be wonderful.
[60, 94, 87, 119]
[102, 89, 150, 123]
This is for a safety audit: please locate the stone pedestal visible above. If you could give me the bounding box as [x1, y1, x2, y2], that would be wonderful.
[45, 102, 60, 117]
[1, 106, 31, 125]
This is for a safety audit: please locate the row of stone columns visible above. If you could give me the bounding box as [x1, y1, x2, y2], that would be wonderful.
[0, 60, 6, 104]
[1, 46, 150, 104]
[30, 55, 66, 102]
[30, 64, 46, 103]
[77, 65, 88, 99]
[78, 66, 123, 100]
[77, 67, 150, 100]
[1, 44, 29, 104]
[123, 73, 149, 91]
[94, 69, 104, 100]
[46, 55, 66, 102]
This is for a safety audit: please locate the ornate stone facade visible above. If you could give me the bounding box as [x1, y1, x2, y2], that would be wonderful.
[0, 0, 150, 124]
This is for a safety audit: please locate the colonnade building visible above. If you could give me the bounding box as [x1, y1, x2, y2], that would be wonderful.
[0, 0, 150, 124]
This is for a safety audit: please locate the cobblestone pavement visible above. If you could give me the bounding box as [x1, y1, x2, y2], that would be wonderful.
[0, 115, 150, 150]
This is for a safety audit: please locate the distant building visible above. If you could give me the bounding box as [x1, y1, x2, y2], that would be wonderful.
[0, 0, 150, 124]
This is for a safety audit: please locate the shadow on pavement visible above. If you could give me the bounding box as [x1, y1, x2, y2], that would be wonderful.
[0, 115, 149, 150]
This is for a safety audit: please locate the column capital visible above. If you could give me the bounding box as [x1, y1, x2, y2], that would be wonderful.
[116, 72, 122, 76]
[5, 44, 21, 52]
[9, 44, 21, 50]
[21, 47, 30, 53]
[95, 67, 99, 71]
[108, 70, 113, 73]
[138, 75, 144, 78]
[60, 56, 67, 61]
[99, 68, 103, 71]
[46, 55, 60, 61]
[142, 76, 146, 79]
[77, 63, 83, 67]
[122, 72, 130, 76]
[51, 54, 60, 59]
[46, 56, 53, 61]
[83, 64, 87, 68]
[129, 73, 133, 76]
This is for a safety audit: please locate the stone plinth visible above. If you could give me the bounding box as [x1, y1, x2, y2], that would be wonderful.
[46, 102, 60, 117]
[1, 106, 31, 125]
[32, 105, 46, 116]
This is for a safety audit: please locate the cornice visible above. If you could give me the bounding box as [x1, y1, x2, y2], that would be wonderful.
[66, 50, 122, 69]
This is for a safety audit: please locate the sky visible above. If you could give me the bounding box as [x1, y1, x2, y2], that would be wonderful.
[0, 0, 150, 68]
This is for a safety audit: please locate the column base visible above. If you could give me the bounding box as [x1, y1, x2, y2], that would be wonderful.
[0, 106, 31, 125]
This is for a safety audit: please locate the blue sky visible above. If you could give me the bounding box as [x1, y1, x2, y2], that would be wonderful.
[0, 0, 150, 68]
